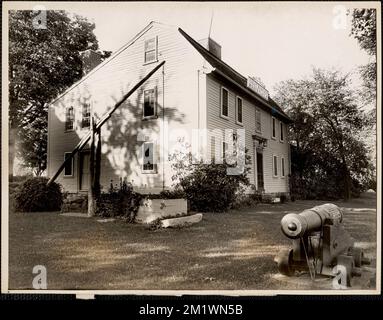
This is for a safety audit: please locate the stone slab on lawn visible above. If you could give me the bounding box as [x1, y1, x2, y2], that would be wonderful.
[160, 213, 203, 228]
[136, 199, 188, 224]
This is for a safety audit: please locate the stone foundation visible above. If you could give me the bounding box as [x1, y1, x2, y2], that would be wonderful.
[61, 193, 88, 213]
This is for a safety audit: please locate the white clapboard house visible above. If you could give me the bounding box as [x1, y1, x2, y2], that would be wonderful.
[47, 21, 292, 196]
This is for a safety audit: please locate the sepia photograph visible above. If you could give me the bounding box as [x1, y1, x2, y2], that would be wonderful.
[1, 1, 381, 297]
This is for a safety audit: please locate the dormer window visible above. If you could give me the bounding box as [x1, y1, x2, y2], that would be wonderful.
[144, 37, 158, 64]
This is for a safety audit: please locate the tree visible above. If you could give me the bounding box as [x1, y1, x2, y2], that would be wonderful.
[9, 10, 110, 175]
[274, 68, 371, 200]
[350, 8, 377, 105]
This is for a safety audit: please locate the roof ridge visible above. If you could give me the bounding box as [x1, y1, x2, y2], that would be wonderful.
[179, 28, 248, 83]
[178, 27, 291, 122]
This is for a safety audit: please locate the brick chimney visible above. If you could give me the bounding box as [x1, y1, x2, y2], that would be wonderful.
[80, 49, 102, 76]
[198, 37, 222, 60]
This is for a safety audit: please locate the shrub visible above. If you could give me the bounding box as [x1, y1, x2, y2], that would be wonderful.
[96, 178, 143, 222]
[14, 177, 63, 212]
[159, 188, 186, 199]
[230, 184, 260, 209]
[169, 144, 251, 212]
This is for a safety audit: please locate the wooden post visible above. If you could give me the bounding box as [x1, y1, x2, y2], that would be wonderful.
[94, 127, 102, 198]
[88, 116, 96, 217]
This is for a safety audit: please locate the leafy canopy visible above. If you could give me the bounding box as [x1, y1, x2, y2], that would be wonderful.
[9, 10, 111, 175]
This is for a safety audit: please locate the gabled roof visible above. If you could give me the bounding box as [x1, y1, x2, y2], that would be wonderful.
[48, 21, 157, 106]
[178, 28, 292, 123]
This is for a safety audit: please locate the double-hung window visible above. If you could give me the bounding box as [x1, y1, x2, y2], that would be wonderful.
[272, 155, 278, 177]
[64, 152, 73, 176]
[142, 142, 157, 173]
[281, 157, 285, 177]
[82, 103, 91, 128]
[280, 121, 284, 142]
[65, 106, 74, 131]
[236, 96, 243, 125]
[143, 88, 157, 118]
[271, 117, 276, 139]
[221, 87, 229, 118]
[144, 37, 158, 64]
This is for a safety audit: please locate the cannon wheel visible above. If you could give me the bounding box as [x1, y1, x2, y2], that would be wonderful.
[350, 247, 363, 268]
[276, 249, 295, 276]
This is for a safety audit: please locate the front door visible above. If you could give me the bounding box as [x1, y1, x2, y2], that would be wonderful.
[79, 151, 90, 191]
[256, 152, 264, 191]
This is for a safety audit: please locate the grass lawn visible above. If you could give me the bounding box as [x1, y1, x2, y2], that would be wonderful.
[8, 194, 377, 291]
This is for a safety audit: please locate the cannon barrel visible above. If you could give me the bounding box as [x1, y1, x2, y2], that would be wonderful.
[281, 204, 343, 239]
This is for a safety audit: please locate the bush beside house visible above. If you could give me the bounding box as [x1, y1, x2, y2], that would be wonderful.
[14, 177, 63, 212]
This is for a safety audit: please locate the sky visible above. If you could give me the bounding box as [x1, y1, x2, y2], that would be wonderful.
[4, 1, 377, 175]
[69, 2, 373, 95]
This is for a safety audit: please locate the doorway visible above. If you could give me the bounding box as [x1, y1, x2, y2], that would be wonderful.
[256, 151, 264, 191]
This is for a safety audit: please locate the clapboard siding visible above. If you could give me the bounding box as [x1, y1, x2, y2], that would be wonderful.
[206, 74, 290, 193]
[48, 21, 290, 195]
[48, 22, 204, 193]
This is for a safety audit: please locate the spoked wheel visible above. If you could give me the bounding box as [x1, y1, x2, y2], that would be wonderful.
[275, 249, 295, 276]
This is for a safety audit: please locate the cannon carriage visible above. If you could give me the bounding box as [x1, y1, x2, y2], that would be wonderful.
[275, 204, 370, 286]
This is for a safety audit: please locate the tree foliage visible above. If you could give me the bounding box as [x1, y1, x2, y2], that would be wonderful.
[274, 68, 373, 200]
[350, 8, 377, 105]
[9, 10, 110, 175]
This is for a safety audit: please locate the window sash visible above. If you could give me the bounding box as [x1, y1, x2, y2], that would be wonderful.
[143, 88, 157, 118]
[273, 155, 278, 177]
[142, 142, 157, 172]
[236, 97, 243, 124]
[144, 37, 157, 63]
[65, 107, 74, 131]
[221, 87, 229, 117]
[281, 157, 285, 177]
[272, 117, 276, 138]
[280, 122, 284, 141]
[64, 152, 73, 176]
[82, 103, 91, 128]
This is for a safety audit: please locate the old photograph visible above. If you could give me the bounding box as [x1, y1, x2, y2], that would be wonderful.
[1, 1, 380, 295]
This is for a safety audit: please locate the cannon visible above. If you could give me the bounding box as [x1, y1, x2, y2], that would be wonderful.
[275, 204, 370, 286]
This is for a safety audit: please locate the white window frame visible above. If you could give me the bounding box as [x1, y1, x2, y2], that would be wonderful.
[271, 117, 277, 140]
[142, 87, 158, 119]
[280, 121, 284, 142]
[142, 141, 157, 174]
[272, 154, 278, 177]
[144, 36, 158, 64]
[281, 156, 285, 178]
[220, 86, 230, 119]
[255, 109, 262, 133]
[81, 102, 91, 129]
[236, 96, 243, 125]
[63, 152, 74, 177]
[65, 106, 75, 132]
